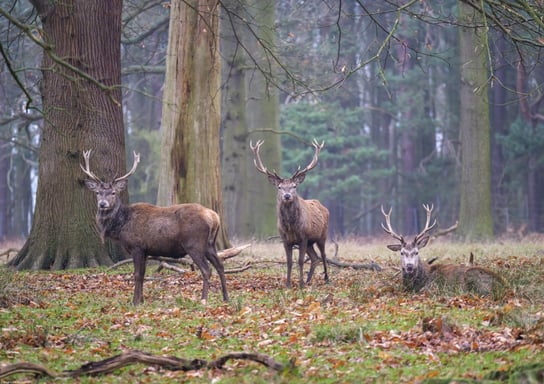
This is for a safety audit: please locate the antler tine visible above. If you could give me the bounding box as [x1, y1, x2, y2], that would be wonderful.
[114, 151, 141, 183]
[79, 149, 102, 182]
[380, 205, 404, 242]
[250, 139, 279, 177]
[415, 203, 437, 242]
[291, 138, 324, 178]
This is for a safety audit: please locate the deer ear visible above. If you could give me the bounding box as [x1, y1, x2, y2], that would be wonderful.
[387, 244, 402, 252]
[84, 179, 100, 192]
[113, 179, 128, 192]
[417, 235, 430, 249]
[267, 174, 281, 186]
[292, 173, 306, 185]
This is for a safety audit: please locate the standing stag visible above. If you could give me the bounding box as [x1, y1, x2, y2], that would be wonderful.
[80, 150, 228, 305]
[381, 204, 506, 296]
[250, 139, 329, 288]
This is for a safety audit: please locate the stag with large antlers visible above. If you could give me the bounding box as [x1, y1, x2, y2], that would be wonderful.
[381, 204, 506, 296]
[250, 139, 329, 289]
[381, 204, 436, 292]
[80, 150, 228, 305]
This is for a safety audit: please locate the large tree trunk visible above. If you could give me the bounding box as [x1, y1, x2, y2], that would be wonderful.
[220, 0, 249, 237]
[457, 1, 494, 240]
[157, 0, 230, 247]
[9, 0, 126, 270]
[0, 142, 9, 240]
[221, 0, 279, 239]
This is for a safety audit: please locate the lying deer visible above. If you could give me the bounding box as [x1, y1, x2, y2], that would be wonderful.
[250, 139, 329, 289]
[381, 204, 505, 296]
[80, 150, 228, 305]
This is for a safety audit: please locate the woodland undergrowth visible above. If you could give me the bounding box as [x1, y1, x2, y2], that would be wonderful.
[1, 237, 543, 383]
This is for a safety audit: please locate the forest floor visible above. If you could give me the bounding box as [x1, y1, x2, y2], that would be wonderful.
[1, 236, 544, 383]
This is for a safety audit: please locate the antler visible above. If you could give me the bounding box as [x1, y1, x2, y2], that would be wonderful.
[249, 140, 281, 179]
[380, 205, 404, 242]
[414, 203, 437, 243]
[80, 150, 140, 183]
[291, 139, 324, 179]
[80, 149, 102, 182]
[114, 151, 141, 183]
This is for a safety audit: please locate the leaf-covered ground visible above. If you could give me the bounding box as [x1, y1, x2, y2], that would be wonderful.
[1, 238, 544, 383]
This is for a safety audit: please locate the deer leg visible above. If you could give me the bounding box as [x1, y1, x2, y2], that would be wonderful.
[316, 240, 329, 283]
[284, 243, 293, 288]
[298, 242, 308, 289]
[190, 255, 212, 302]
[205, 250, 229, 302]
[132, 250, 147, 306]
[306, 245, 319, 285]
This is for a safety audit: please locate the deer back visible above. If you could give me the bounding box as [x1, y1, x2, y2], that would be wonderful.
[109, 202, 219, 256]
[429, 264, 506, 297]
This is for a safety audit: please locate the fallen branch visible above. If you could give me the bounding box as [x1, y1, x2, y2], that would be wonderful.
[326, 258, 382, 271]
[225, 263, 252, 274]
[106, 244, 250, 271]
[219, 243, 251, 260]
[0, 362, 57, 380]
[0, 349, 288, 380]
[107, 257, 193, 271]
[156, 262, 188, 274]
[432, 221, 458, 239]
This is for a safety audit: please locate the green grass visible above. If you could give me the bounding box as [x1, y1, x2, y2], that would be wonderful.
[1, 238, 544, 383]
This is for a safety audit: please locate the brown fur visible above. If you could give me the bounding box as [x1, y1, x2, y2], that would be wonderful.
[81, 152, 228, 305]
[277, 191, 329, 288]
[251, 139, 329, 288]
[383, 204, 505, 297]
[429, 263, 506, 297]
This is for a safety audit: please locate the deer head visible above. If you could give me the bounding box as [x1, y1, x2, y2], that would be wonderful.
[381, 204, 436, 276]
[250, 139, 324, 204]
[80, 149, 140, 211]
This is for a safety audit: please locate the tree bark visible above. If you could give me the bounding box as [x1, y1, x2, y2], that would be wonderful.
[221, 0, 280, 238]
[9, 0, 126, 270]
[457, 1, 494, 240]
[157, 0, 230, 247]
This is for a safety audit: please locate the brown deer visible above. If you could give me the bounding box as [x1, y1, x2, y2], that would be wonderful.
[381, 204, 505, 296]
[250, 139, 329, 289]
[80, 150, 228, 305]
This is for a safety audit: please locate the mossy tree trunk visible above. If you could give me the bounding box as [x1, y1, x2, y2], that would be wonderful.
[457, 1, 494, 240]
[221, 0, 280, 238]
[157, 0, 230, 247]
[9, 0, 126, 270]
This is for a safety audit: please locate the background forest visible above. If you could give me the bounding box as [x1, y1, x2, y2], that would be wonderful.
[1, 0, 543, 247]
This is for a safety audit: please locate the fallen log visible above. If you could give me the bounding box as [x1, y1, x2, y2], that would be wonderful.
[107, 243, 251, 271]
[326, 258, 382, 271]
[0, 349, 288, 380]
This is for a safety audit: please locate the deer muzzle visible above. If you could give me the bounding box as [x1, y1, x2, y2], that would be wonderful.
[404, 264, 415, 274]
[98, 200, 111, 210]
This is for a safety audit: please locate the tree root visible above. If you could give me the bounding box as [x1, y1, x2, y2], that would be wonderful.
[0, 349, 289, 380]
[0, 248, 19, 261]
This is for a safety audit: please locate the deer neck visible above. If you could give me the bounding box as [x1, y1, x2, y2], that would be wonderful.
[402, 262, 429, 292]
[96, 201, 129, 242]
[277, 197, 304, 237]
